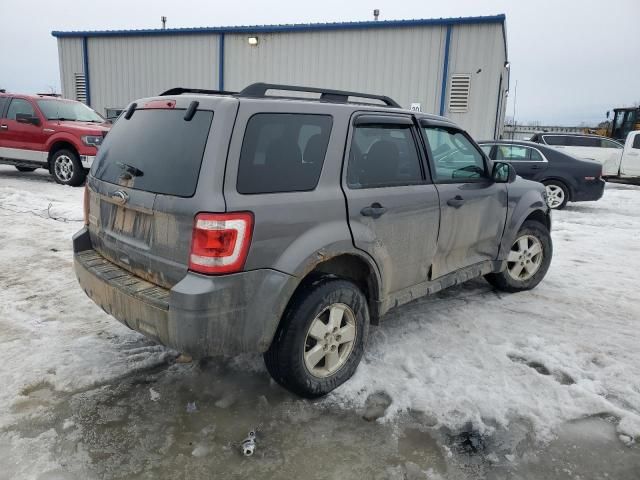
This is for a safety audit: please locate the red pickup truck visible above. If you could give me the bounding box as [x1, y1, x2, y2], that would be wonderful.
[0, 93, 110, 186]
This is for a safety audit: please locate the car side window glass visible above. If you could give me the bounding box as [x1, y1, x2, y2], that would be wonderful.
[543, 135, 567, 146]
[529, 148, 544, 161]
[0, 97, 8, 117]
[480, 144, 493, 156]
[237, 113, 332, 194]
[496, 145, 529, 161]
[633, 135, 640, 149]
[7, 99, 35, 120]
[602, 138, 623, 149]
[423, 127, 486, 181]
[347, 124, 424, 189]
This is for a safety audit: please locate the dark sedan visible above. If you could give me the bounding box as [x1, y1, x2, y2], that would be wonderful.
[478, 140, 605, 210]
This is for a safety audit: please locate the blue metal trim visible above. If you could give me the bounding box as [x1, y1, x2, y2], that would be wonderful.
[219, 33, 225, 90]
[82, 36, 91, 106]
[439, 25, 452, 116]
[51, 14, 505, 38]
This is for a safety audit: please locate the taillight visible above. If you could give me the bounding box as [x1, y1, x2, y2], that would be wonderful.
[189, 212, 253, 275]
[83, 184, 90, 226]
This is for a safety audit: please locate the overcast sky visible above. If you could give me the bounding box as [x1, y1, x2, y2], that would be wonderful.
[1, 0, 638, 126]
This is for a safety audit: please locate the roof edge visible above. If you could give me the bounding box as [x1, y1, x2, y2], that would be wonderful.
[51, 14, 506, 38]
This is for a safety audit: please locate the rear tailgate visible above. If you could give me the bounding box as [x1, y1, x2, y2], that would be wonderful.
[86, 96, 239, 289]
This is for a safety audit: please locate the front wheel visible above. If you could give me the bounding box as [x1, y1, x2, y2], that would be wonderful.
[485, 220, 552, 292]
[264, 278, 369, 398]
[51, 149, 86, 186]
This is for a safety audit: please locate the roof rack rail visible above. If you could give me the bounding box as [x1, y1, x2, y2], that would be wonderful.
[160, 87, 238, 96]
[238, 83, 401, 108]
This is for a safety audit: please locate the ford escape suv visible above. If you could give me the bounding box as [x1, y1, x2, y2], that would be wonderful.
[73, 83, 552, 398]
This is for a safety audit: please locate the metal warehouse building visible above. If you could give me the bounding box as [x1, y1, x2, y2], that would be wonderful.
[52, 14, 509, 139]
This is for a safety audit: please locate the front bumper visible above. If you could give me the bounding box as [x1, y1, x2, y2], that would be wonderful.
[72, 228, 297, 357]
[573, 178, 605, 202]
[80, 155, 95, 169]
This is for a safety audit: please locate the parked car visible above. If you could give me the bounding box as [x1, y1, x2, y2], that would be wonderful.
[528, 132, 623, 177]
[0, 93, 110, 185]
[615, 130, 640, 179]
[73, 83, 552, 397]
[479, 140, 605, 210]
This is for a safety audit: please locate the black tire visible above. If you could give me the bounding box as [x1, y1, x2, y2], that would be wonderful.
[51, 149, 86, 186]
[15, 166, 37, 172]
[264, 278, 369, 398]
[543, 180, 569, 210]
[485, 220, 552, 293]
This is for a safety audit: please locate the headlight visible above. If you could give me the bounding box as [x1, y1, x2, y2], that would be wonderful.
[82, 135, 103, 147]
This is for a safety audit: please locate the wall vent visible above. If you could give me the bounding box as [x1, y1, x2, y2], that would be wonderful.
[448, 74, 471, 112]
[74, 73, 87, 103]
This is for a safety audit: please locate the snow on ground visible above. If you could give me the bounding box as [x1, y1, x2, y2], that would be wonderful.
[0, 165, 639, 477]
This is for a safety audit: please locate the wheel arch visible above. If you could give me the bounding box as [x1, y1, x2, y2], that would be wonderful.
[47, 140, 79, 172]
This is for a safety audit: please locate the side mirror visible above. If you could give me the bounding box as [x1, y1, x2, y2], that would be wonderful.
[492, 161, 516, 183]
[16, 113, 40, 126]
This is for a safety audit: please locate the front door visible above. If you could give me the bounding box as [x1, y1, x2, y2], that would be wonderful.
[343, 114, 440, 298]
[421, 123, 507, 278]
[0, 98, 47, 163]
[621, 131, 640, 177]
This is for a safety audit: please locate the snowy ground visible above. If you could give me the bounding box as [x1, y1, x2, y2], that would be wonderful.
[1, 165, 639, 479]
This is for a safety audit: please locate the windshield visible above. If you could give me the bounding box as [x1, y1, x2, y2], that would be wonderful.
[36, 99, 104, 122]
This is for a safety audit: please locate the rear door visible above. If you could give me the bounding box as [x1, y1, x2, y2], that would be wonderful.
[491, 143, 549, 180]
[343, 113, 440, 297]
[87, 97, 237, 289]
[421, 122, 507, 278]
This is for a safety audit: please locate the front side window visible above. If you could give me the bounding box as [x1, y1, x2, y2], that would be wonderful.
[633, 135, 640, 149]
[600, 138, 623, 149]
[7, 99, 35, 120]
[542, 135, 569, 146]
[37, 99, 103, 122]
[237, 113, 332, 194]
[423, 126, 486, 181]
[347, 123, 424, 189]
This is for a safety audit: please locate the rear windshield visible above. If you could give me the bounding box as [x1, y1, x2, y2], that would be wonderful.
[91, 109, 213, 197]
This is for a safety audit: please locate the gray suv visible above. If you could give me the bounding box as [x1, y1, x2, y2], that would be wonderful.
[73, 83, 552, 398]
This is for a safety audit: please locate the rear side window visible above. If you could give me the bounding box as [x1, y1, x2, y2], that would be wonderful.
[237, 113, 332, 194]
[347, 124, 424, 189]
[633, 135, 640, 149]
[0, 97, 8, 117]
[570, 136, 599, 147]
[543, 135, 568, 146]
[91, 109, 213, 197]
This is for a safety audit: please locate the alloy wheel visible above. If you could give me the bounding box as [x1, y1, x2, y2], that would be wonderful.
[54, 155, 74, 182]
[545, 184, 565, 209]
[507, 234, 544, 281]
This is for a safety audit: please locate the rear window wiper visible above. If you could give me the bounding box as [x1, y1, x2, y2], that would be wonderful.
[116, 162, 144, 177]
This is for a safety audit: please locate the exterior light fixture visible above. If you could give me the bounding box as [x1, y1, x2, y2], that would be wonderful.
[248, 37, 259, 46]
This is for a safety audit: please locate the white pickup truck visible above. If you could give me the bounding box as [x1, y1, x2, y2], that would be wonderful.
[529, 131, 640, 179]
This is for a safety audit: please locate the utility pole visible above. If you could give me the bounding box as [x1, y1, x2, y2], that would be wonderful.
[511, 80, 518, 140]
[161, 16, 167, 29]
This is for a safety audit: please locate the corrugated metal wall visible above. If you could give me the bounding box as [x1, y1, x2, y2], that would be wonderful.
[224, 27, 447, 116]
[55, 22, 507, 138]
[57, 37, 84, 100]
[87, 35, 219, 115]
[445, 24, 508, 139]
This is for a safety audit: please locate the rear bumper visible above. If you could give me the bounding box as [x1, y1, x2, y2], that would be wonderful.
[572, 179, 605, 202]
[72, 227, 297, 357]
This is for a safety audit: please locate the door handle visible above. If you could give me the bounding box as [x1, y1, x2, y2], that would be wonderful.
[360, 202, 387, 218]
[447, 195, 466, 208]
[531, 164, 542, 170]
[0, 125, 7, 130]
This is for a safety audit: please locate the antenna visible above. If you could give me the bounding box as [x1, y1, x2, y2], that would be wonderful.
[373, 9, 380, 21]
[161, 16, 167, 29]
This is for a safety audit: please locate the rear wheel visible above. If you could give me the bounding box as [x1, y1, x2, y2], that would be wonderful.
[15, 166, 37, 172]
[485, 220, 552, 292]
[543, 180, 569, 210]
[51, 149, 86, 186]
[264, 278, 369, 398]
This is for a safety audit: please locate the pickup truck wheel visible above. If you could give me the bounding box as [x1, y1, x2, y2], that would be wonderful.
[485, 220, 552, 292]
[15, 166, 37, 172]
[543, 180, 568, 209]
[51, 149, 86, 186]
[264, 278, 369, 398]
